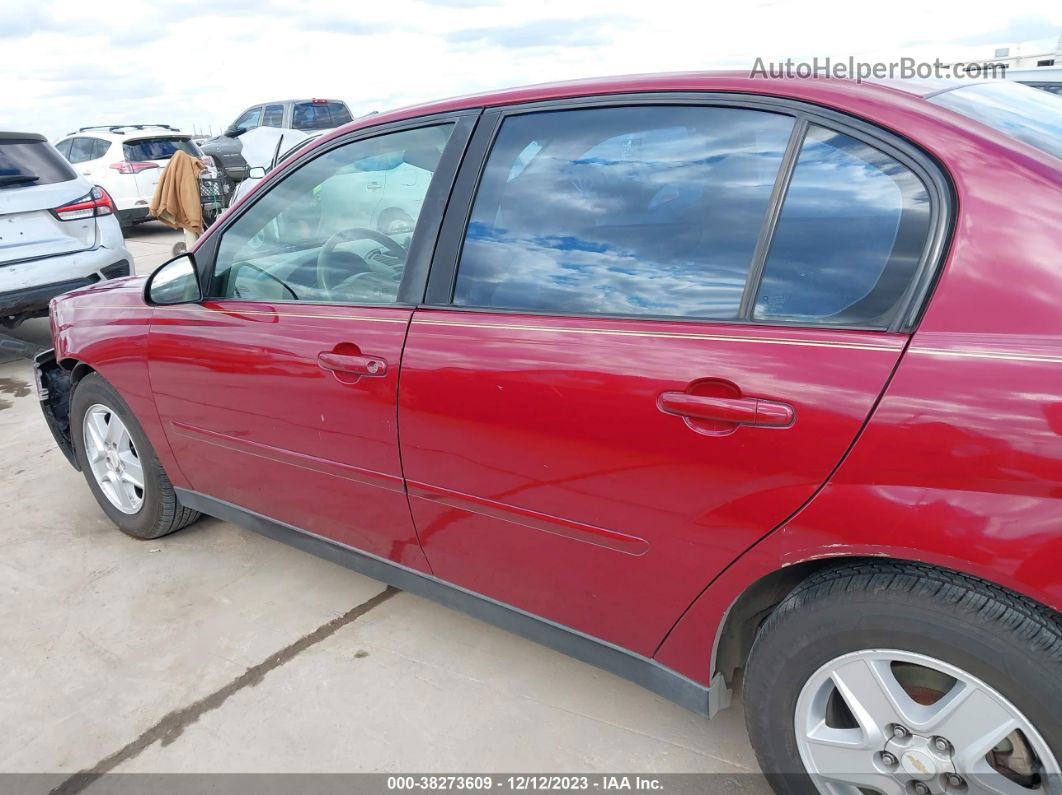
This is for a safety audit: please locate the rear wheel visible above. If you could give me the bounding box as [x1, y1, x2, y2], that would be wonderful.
[744, 562, 1062, 795]
[72, 373, 199, 539]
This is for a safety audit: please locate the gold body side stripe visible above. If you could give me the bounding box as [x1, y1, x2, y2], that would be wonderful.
[909, 348, 1062, 365]
[412, 317, 898, 352]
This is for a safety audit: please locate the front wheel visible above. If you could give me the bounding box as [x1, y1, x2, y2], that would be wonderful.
[744, 562, 1062, 795]
[72, 373, 200, 539]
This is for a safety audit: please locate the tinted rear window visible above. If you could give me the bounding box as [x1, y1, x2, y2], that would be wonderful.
[329, 103, 353, 126]
[928, 81, 1062, 159]
[123, 137, 199, 162]
[0, 139, 77, 188]
[292, 102, 352, 131]
[753, 125, 932, 326]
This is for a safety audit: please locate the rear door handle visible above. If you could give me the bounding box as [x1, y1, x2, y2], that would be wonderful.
[317, 351, 387, 377]
[658, 392, 794, 427]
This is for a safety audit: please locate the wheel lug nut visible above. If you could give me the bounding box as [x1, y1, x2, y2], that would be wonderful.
[892, 724, 909, 739]
[881, 752, 898, 767]
[947, 775, 965, 788]
[914, 783, 930, 795]
[934, 737, 952, 754]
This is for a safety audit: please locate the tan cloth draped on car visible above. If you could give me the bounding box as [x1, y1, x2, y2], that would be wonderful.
[149, 150, 205, 236]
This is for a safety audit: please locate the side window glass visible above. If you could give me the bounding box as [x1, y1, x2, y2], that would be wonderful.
[68, 137, 94, 164]
[753, 125, 932, 327]
[452, 106, 793, 319]
[55, 139, 72, 159]
[92, 138, 110, 159]
[235, 107, 262, 131]
[210, 124, 454, 305]
[262, 104, 284, 127]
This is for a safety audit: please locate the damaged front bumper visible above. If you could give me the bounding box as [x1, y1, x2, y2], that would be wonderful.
[33, 349, 79, 470]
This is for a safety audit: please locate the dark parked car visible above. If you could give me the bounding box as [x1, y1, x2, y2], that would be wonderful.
[35, 73, 1062, 793]
[199, 98, 353, 183]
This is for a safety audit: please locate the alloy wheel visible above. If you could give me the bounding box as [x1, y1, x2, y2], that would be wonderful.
[82, 403, 145, 515]
[795, 649, 1059, 795]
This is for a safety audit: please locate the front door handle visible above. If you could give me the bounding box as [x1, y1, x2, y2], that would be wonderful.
[658, 392, 794, 428]
[317, 351, 387, 377]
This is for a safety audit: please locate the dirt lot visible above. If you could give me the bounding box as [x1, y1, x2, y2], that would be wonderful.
[0, 223, 761, 788]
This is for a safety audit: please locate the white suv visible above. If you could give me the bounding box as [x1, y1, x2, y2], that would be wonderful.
[54, 125, 205, 228]
[0, 131, 132, 328]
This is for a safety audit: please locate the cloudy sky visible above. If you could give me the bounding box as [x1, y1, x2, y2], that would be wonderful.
[2, 0, 1060, 141]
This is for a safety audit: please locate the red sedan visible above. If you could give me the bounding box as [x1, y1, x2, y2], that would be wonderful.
[35, 73, 1062, 792]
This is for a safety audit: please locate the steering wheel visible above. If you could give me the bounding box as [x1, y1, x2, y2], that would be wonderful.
[316, 227, 407, 297]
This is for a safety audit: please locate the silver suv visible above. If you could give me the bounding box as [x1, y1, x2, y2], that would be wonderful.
[199, 98, 353, 183]
[0, 132, 133, 328]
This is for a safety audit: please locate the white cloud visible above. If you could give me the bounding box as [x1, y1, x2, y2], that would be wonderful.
[0, 0, 1059, 140]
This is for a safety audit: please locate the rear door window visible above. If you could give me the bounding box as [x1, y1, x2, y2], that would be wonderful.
[67, 137, 95, 164]
[262, 104, 285, 127]
[124, 137, 199, 162]
[452, 105, 794, 319]
[0, 138, 77, 187]
[92, 138, 110, 160]
[752, 125, 932, 327]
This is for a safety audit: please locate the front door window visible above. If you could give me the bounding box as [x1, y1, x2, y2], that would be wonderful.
[209, 124, 454, 305]
[234, 107, 262, 131]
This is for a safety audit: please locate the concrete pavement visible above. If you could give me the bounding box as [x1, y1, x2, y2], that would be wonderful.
[0, 223, 761, 786]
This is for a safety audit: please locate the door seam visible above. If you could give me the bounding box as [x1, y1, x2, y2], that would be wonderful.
[395, 309, 435, 575]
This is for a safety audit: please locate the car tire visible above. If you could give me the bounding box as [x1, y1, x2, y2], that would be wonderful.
[743, 561, 1062, 795]
[71, 372, 200, 540]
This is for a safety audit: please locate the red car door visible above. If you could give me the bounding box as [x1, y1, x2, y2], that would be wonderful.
[148, 118, 472, 569]
[398, 103, 943, 653]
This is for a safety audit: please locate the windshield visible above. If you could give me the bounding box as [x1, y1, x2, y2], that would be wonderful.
[123, 137, 200, 162]
[0, 138, 77, 188]
[928, 81, 1062, 159]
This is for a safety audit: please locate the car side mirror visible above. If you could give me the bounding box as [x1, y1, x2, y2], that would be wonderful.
[145, 253, 203, 305]
[225, 124, 246, 138]
[247, 166, 267, 179]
